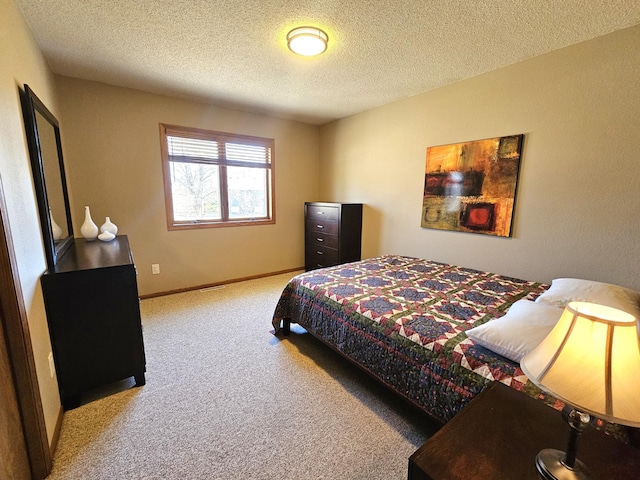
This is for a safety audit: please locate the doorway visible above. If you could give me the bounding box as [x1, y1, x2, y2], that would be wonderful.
[0, 176, 52, 479]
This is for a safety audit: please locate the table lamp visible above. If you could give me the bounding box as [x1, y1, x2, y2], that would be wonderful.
[521, 301, 640, 480]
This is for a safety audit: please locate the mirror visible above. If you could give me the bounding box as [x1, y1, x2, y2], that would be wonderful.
[21, 84, 73, 269]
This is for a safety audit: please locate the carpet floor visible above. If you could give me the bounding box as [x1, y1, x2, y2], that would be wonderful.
[45, 272, 438, 479]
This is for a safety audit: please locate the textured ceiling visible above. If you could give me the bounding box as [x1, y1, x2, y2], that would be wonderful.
[15, 0, 640, 125]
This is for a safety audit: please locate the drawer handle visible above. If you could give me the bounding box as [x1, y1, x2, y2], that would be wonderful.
[317, 251, 324, 255]
[317, 211, 324, 215]
[316, 224, 324, 229]
[316, 238, 323, 242]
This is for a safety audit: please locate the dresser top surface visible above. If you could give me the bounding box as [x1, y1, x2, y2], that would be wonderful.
[47, 235, 133, 274]
[304, 201, 363, 207]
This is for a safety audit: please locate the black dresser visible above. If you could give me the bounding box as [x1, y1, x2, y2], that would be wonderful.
[41, 235, 146, 409]
[304, 202, 363, 271]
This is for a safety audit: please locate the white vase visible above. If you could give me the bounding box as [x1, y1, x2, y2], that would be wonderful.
[100, 216, 118, 236]
[98, 231, 116, 242]
[50, 208, 63, 241]
[80, 206, 99, 241]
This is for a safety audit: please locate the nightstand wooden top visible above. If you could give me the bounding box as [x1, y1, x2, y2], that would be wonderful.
[409, 381, 640, 480]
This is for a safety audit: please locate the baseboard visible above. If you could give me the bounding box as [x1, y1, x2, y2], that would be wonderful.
[139, 266, 304, 299]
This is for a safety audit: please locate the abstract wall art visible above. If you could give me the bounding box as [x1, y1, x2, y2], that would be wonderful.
[421, 134, 523, 237]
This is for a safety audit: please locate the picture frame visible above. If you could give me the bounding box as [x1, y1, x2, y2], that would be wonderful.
[421, 134, 523, 237]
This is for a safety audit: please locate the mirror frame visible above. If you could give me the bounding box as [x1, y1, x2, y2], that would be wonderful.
[21, 84, 74, 270]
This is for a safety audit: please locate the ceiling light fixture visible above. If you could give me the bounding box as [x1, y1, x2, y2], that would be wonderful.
[287, 26, 328, 56]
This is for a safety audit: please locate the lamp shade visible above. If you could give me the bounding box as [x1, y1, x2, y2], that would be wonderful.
[521, 301, 640, 427]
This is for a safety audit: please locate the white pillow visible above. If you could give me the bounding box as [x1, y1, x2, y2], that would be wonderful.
[465, 300, 563, 363]
[535, 278, 640, 319]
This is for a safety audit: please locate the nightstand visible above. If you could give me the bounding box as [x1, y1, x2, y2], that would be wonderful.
[408, 381, 640, 479]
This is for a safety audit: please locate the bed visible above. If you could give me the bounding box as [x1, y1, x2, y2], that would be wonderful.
[272, 255, 638, 445]
[271, 254, 555, 424]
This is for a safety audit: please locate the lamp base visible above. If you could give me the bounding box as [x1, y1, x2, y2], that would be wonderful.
[536, 449, 593, 480]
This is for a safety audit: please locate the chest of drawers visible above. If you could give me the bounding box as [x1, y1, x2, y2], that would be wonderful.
[41, 236, 146, 409]
[304, 202, 362, 271]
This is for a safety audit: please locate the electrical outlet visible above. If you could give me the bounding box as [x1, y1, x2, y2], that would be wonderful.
[152, 264, 160, 275]
[48, 352, 55, 378]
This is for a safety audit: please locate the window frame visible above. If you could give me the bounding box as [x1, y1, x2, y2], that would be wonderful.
[159, 123, 275, 230]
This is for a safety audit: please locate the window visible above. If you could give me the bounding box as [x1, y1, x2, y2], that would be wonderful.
[160, 124, 275, 230]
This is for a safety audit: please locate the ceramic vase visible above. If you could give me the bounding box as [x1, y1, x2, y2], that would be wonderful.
[50, 208, 63, 241]
[100, 216, 118, 236]
[98, 231, 116, 242]
[80, 206, 99, 241]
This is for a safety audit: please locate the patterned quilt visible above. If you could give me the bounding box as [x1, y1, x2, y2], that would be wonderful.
[272, 255, 554, 423]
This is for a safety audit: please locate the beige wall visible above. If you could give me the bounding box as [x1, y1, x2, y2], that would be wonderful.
[55, 77, 320, 296]
[0, 0, 62, 445]
[319, 25, 640, 292]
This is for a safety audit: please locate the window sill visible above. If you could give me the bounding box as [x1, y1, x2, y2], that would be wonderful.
[168, 218, 275, 230]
